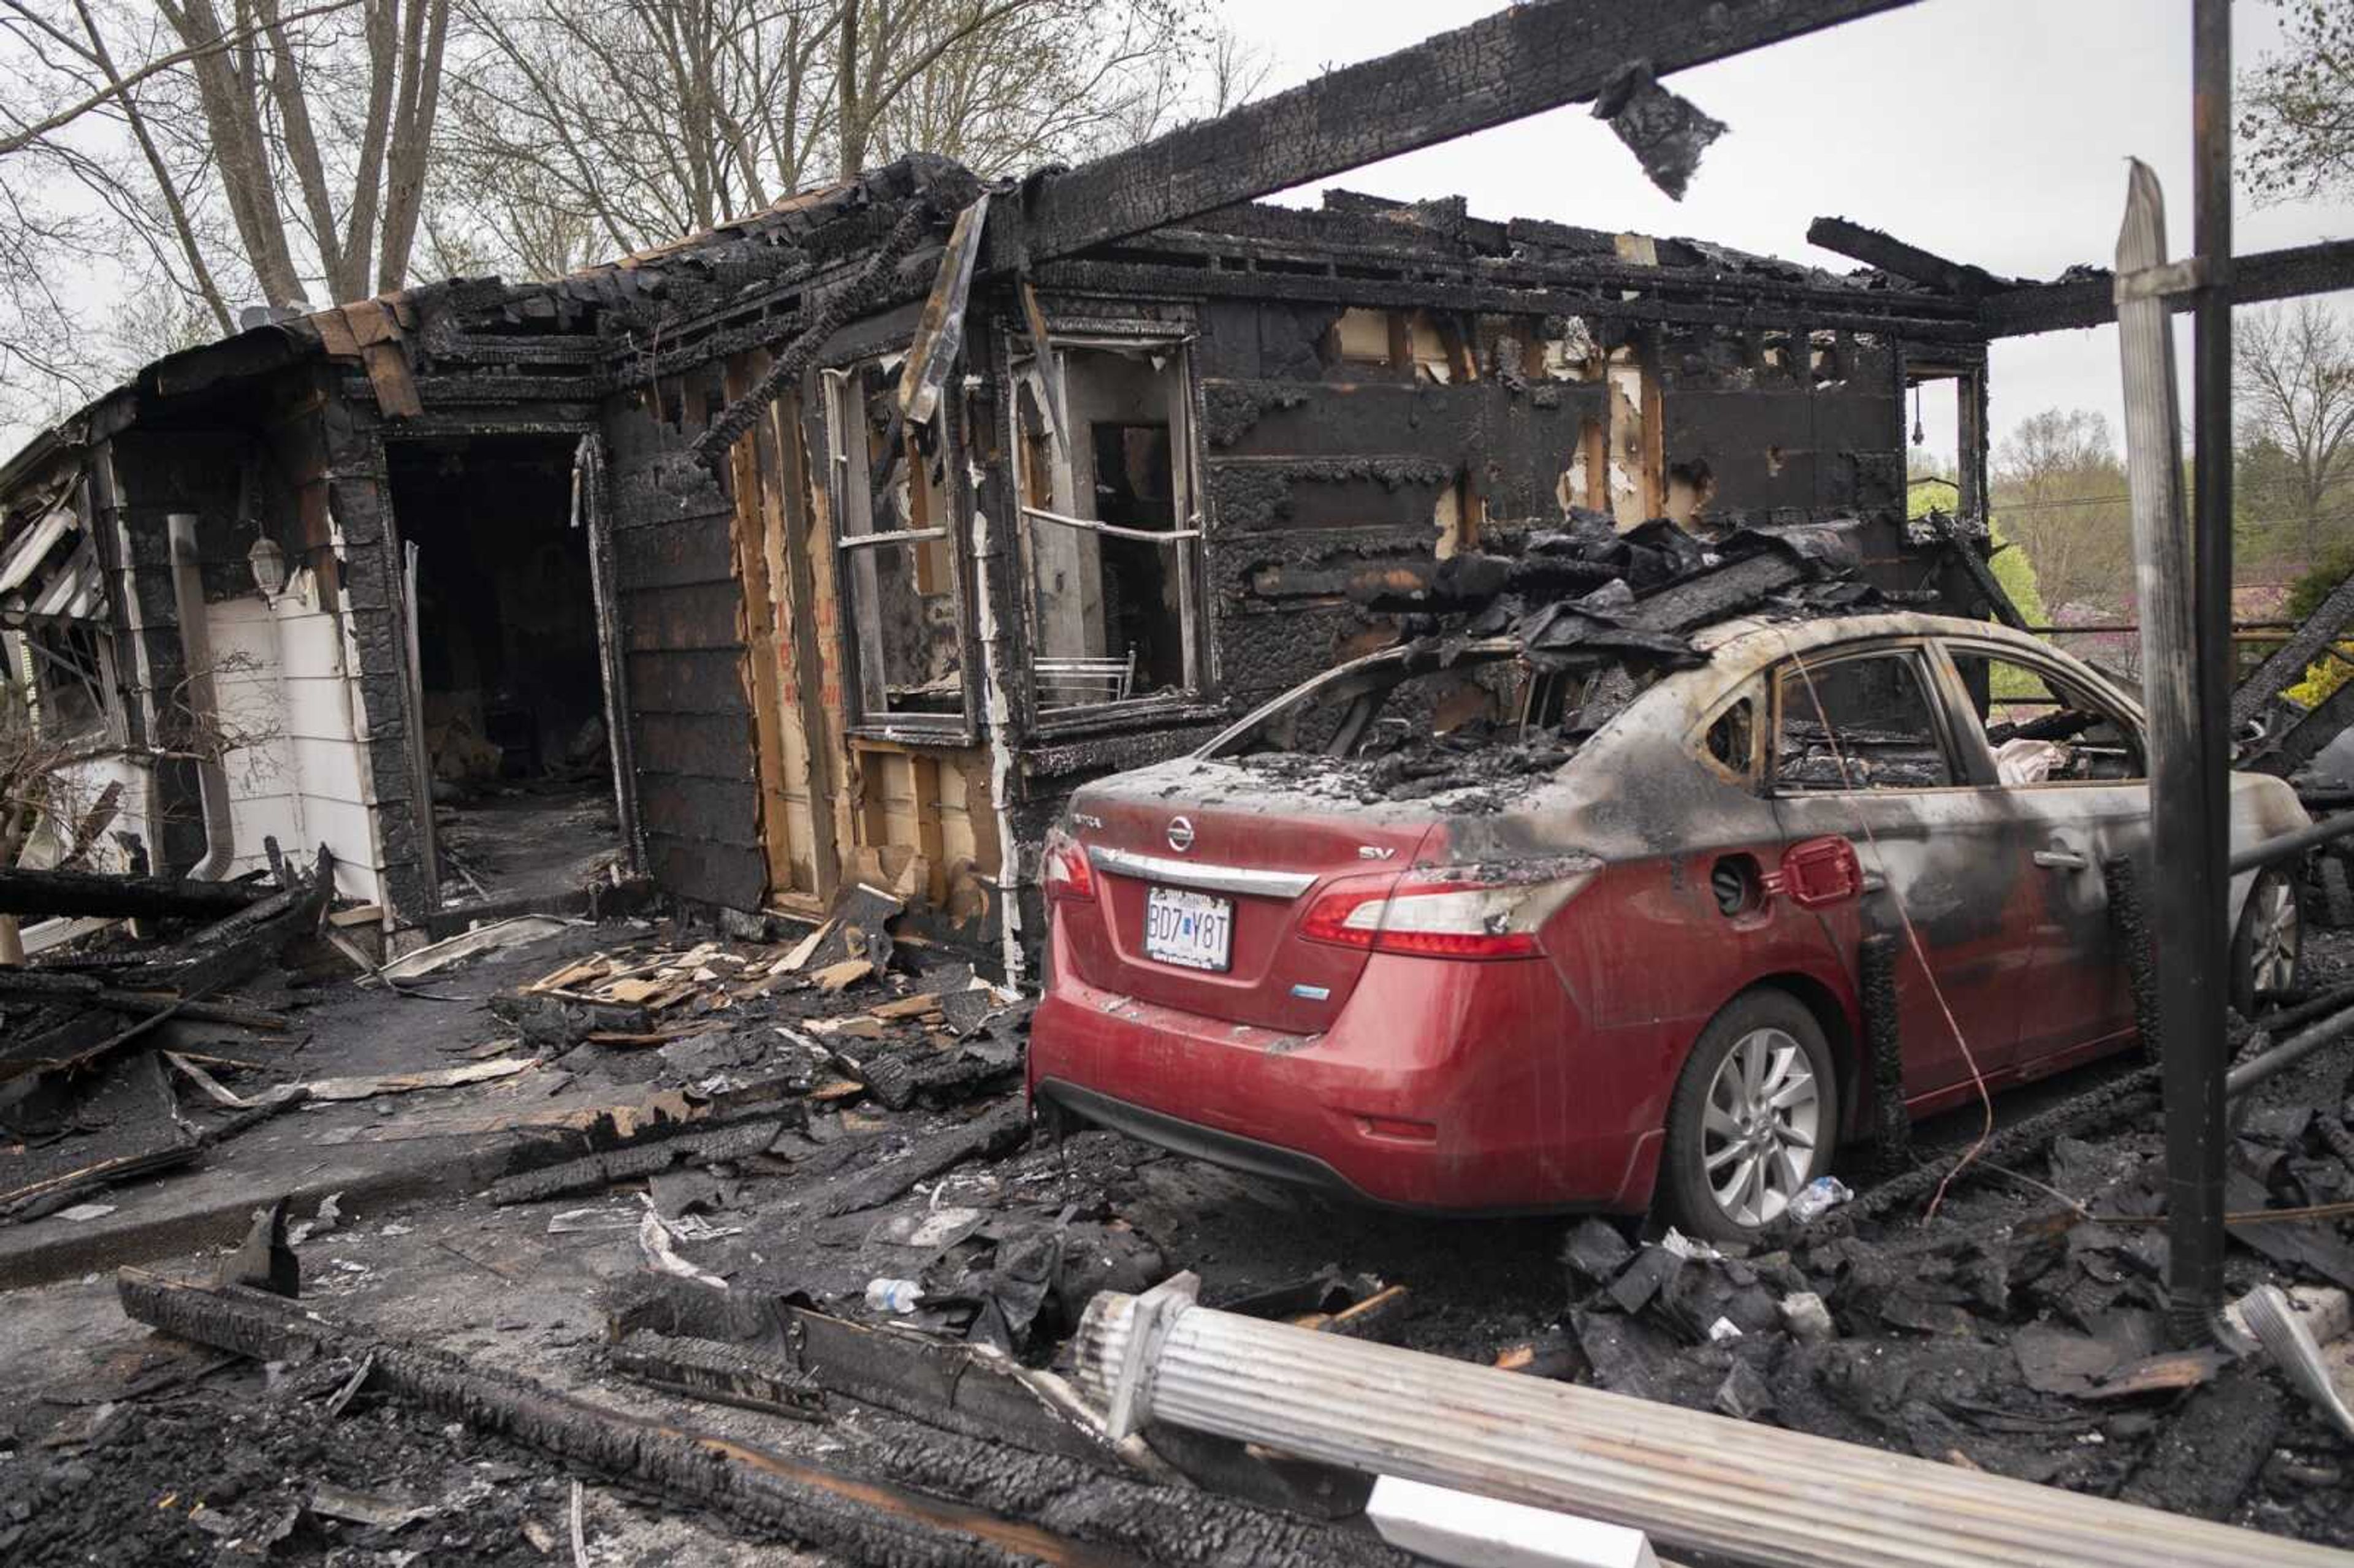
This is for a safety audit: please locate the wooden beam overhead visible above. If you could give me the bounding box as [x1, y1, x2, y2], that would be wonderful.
[1806, 215, 2002, 298]
[1978, 237, 2354, 338]
[991, 0, 1929, 270]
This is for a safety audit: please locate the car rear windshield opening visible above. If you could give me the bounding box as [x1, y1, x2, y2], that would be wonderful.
[1205, 645, 1646, 805]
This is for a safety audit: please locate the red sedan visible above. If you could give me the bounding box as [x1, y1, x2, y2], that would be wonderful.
[1027, 612, 2310, 1240]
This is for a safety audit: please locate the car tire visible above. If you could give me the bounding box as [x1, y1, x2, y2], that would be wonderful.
[1659, 990, 1840, 1244]
[2231, 866, 2304, 1018]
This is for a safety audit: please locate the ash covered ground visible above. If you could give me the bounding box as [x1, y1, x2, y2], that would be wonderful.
[5, 916, 2354, 1563]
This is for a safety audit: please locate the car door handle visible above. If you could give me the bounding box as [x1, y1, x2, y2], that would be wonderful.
[2034, 848, 2090, 870]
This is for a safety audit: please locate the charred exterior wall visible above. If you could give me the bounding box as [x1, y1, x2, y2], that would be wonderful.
[602, 384, 770, 913]
[991, 280, 1922, 924]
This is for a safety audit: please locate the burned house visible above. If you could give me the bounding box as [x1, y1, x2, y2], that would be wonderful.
[0, 154, 2018, 970]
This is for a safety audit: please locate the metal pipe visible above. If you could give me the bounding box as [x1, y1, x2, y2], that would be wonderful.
[166, 512, 235, 883]
[2226, 999, 2354, 1098]
[2229, 809, 2354, 874]
[1073, 1278, 2349, 1568]
[2254, 978, 2354, 1038]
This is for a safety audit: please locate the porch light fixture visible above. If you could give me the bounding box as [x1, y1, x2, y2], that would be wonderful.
[247, 531, 287, 601]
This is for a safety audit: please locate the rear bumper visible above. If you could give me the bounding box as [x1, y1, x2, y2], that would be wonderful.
[1035, 1080, 1367, 1200]
[1027, 919, 1675, 1213]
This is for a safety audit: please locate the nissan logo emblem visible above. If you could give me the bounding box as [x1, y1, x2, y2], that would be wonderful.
[1166, 816, 1195, 853]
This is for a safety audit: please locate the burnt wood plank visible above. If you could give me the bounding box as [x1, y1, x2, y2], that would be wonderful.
[992, 0, 1926, 268]
[1980, 238, 2354, 338]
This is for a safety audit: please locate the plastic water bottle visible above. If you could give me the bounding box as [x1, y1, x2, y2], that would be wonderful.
[1786, 1175, 1854, 1225]
[865, 1277, 923, 1314]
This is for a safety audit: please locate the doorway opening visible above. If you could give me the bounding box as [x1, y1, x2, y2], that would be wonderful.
[385, 434, 622, 908]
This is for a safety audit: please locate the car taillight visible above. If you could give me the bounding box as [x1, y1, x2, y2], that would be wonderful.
[1300, 861, 1596, 959]
[1042, 826, 1095, 902]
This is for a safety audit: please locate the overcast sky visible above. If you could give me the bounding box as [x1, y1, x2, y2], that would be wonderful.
[1230, 0, 2350, 467]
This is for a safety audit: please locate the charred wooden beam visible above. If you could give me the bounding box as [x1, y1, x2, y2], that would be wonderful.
[610, 1326, 1402, 1568]
[1806, 215, 2002, 298]
[1920, 511, 2028, 630]
[611, 1330, 830, 1422]
[126, 848, 335, 998]
[0, 865, 270, 920]
[1979, 237, 2354, 338]
[993, 0, 1928, 269]
[812, 1098, 1029, 1218]
[116, 1269, 1114, 1568]
[0, 970, 287, 1031]
[2244, 673, 2354, 780]
[611, 1276, 1132, 1472]
[2232, 568, 2354, 730]
[486, 1116, 793, 1206]
[688, 205, 931, 470]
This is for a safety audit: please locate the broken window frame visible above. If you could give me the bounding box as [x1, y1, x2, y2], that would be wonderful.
[1007, 329, 1211, 728]
[1902, 352, 1990, 523]
[820, 354, 978, 740]
[1693, 677, 1764, 785]
[1931, 639, 2149, 788]
[4, 609, 116, 745]
[1767, 642, 1965, 796]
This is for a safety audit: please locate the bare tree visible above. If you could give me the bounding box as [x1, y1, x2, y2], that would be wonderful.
[444, 0, 839, 265]
[151, 0, 451, 306]
[0, 0, 450, 441]
[2236, 296, 2354, 563]
[1991, 409, 2136, 620]
[442, 0, 1204, 280]
[2241, 0, 2354, 206]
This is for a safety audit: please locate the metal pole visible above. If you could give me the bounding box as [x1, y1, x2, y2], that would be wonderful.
[2179, 0, 2237, 1337]
[2230, 809, 2354, 874]
[2226, 999, 2354, 1098]
[1074, 1279, 2354, 1568]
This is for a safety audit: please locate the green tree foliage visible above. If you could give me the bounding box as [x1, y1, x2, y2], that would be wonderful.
[1908, 474, 2050, 627]
[1989, 409, 2133, 620]
[2240, 0, 2354, 206]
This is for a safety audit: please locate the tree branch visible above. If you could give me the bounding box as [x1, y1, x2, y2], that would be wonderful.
[0, 0, 361, 158]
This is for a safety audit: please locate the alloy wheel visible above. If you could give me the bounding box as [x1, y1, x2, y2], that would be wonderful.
[2250, 873, 2302, 998]
[1699, 1026, 1822, 1227]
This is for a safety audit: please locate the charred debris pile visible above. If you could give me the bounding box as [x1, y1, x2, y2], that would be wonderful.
[0, 849, 337, 1222]
[1233, 509, 1880, 804]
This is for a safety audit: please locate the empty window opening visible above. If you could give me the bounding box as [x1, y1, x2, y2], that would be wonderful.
[1774, 652, 1954, 792]
[1703, 692, 1756, 778]
[13, 620, 109, 740]
[1948, 649, 2144, 784]
[1013, 340, 1203, 714]
[1905, 359, 1989, 524]
[386, 435, 620, 906]
[826, 357, 966, 723]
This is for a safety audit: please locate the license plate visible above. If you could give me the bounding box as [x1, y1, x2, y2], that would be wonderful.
[1143, 886, 1233, 972]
